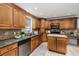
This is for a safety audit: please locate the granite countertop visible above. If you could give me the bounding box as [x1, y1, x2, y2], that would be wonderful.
[47, 34, 68, 38]
[0, 34, 41, 48]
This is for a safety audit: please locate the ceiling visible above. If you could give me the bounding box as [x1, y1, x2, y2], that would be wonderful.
[15, 3, 79, 18]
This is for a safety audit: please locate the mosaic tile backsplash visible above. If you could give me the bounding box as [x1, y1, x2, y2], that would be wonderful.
[0, 29, 21, 40]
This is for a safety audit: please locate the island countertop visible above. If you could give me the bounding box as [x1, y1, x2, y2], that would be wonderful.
[47, 34, 68, 38]
[47, 34, 68, 54]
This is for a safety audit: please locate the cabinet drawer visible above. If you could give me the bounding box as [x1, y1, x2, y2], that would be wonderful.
[2, 48, 18, 56]
[0, 43, 17, 55]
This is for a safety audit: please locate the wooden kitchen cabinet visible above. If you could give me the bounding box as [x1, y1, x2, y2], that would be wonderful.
[47, 17, 77, 30]
[32, 17, 38, 29]
[41, 19, 46, 29]
[0, 3, 26, 29]
[32, 18, 40, 29]
[48, 35, 67, 54]
[39, 34, 42, 44]
[31, 36, 38, 51]
[31, 39, 35, 51]
[48, 37, 56, 51]
[59, 18, 76, 29]
[19, 11, 26, 28]
[36, 19, 41, 29]
[14, 8, 26, 28]
[42, 33, 48, 42]
[45, 20, 51, 29]
[2, 48, 18, 56]
[13, 8, 20, 28]
[0, 43, 18, 56]
[31, 35, 42, 52]
[0, 4, 13, 27]
[77, 36, 79, 45]
[50, 17, 77, 29]
[57, 37, 67, 53]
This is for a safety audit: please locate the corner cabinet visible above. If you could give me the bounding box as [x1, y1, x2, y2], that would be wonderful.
[0, 4, 13, 27]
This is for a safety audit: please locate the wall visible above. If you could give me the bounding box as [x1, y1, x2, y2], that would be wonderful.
[61, 29, 77, 37]
[0, 29, 20, 40]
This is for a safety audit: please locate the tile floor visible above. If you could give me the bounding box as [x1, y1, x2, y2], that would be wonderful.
[30, 38, 79, 56]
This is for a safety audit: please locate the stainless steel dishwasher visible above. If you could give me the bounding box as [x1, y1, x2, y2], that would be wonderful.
[18, 38, 31, 56]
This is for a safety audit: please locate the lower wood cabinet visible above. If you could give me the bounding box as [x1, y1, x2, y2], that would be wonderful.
[31, 38, 36, 51]
[48, 36, 67, 54]
[77, 36, 79, 45]
[48, 37, 56, 51]
[39, 34, 42, 44]
[2, 48, 18, 56]
[31, 35, 42, 52]
[56, 37, 67, 53]
[42, 33, 48, 42]
[0, 43, 18, 56]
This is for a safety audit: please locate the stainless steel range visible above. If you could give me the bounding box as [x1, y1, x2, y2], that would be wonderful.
[50, 23, 60, 34]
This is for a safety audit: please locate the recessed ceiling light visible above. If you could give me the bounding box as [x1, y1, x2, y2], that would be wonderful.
[34, 7, 38, 10]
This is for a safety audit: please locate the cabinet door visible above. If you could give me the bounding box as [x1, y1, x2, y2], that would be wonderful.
[31, 38, 37, 51]
[39, 35, 42, 44]
[42, 33, 47, 42]
[59, 18, 76, 29]
[13, 8, 19, 28]
[2, 48, 18, 56]
[31, 39, 35, 51]
[14, 8, 26, 28]
[57, 37, 67, 53]
[41, 19, 46, 29]
[32, 18, 36, 29]
[45, 20, 51, 29]
[48, 37, 56, 51]
[19, 12, 26, 28]
[0, 4, 13, 27]
[36, 20, 41, 29]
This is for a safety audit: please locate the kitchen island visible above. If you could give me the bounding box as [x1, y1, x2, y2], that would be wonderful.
[47, 34, 68, 54]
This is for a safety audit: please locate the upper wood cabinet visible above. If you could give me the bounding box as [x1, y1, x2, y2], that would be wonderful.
[13, 8, 19, 28]
[48, 17, 77, 29]
[41, 19, 46, 29]
[32, 17, 36, 29]
[0, 4, 26, 29]
[45, 20, 51, 29]
[59, 18, 77, 29]
[0, 4, 13, 27]
[36, 19, 41, 29]
[32, 17, 40, 29]
[14, 8, 26, 28]
[18, 11, 26, 28]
